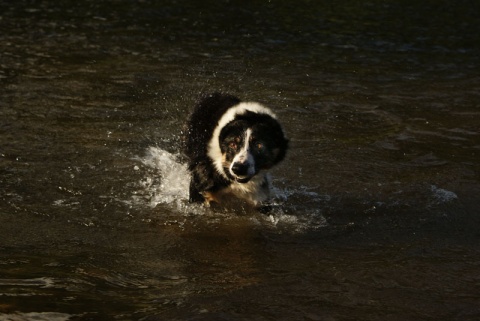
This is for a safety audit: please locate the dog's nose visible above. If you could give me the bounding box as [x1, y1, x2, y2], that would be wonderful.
[231, 162, 249, 176]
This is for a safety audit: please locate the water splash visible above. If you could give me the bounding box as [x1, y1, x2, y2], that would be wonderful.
[140, 147, 190, 207]
[134, 146, 327, 231]
[430, 185, 458, 204]
[132, 146, 206, 219]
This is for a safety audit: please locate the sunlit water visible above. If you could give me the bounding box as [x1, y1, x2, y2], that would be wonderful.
[1, 1, 480, 320]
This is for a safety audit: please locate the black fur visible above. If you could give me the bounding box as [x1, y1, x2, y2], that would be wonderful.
[185, 93, 240, 162]
[184, 93, 240, 202]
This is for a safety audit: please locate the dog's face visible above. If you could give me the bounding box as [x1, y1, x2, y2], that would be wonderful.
[219, 113, 287, 183]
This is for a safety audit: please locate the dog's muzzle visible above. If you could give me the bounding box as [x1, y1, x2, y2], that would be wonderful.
[231, 162, 250, 176]
[230, 162, 254, 183]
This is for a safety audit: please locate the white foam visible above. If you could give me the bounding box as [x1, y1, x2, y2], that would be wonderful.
[0, 277, 56, 288]
[430, 185, 458, 203]
[142, 147, 189, 205]
[134, 147, 201, 215]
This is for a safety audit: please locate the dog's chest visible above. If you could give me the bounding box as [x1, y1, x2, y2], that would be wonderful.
[204, 174, 270, 207]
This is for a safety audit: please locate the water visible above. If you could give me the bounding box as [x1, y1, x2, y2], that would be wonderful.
[1, 0, 479, 320]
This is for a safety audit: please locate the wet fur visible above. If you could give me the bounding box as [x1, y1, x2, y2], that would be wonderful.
[184, 93, 288, 208]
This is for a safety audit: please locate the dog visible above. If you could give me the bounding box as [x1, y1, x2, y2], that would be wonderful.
[184, 93, 288, 209]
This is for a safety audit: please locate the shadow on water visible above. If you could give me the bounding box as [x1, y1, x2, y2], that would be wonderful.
[1, 0, 480, 320]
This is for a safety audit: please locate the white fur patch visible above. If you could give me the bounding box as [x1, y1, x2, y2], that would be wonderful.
[224, 173, 271, 206]
[208, 102, 277, 178]
[229, 128, 255, 179]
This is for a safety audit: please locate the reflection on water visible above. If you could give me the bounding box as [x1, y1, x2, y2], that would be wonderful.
[1, 0, 480, 320]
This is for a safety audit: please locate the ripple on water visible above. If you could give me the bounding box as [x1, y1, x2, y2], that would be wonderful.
[305, 102, 404, 143]
[0, 312, 74, 321]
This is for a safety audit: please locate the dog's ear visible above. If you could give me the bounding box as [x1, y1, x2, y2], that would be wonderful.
[271, 147, 281, 163]
[274, 137, 288, 164]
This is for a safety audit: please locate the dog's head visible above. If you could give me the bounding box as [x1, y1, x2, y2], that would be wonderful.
[217, 111, 288, 183]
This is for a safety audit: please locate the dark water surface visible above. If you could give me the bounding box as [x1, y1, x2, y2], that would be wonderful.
[1, 1, 480, 320]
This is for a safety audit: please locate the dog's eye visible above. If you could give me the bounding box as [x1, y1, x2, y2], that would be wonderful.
[229, 142, 237, 149]
[255, 142, 265, 151]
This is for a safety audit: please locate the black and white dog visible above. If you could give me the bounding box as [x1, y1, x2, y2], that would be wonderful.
[184, 93, 288, 208]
